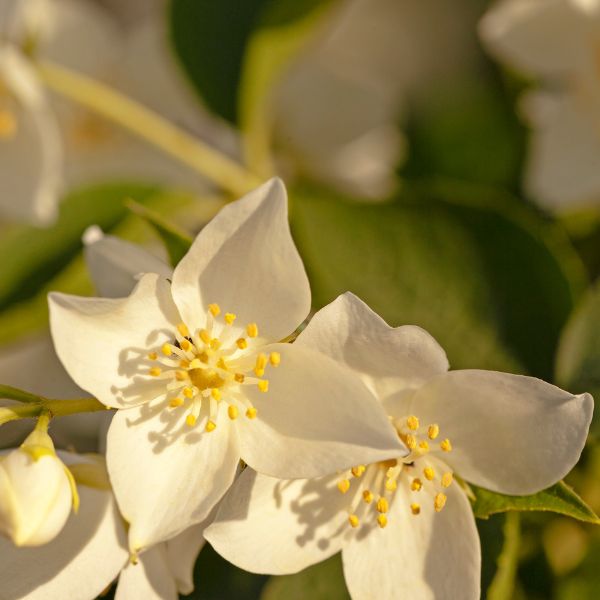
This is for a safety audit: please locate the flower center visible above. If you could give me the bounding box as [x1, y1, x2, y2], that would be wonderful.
[336, 414, 454, 530]
[145, 303, 280, 433]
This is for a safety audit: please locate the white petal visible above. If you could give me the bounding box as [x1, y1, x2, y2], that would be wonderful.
[107, 405, 240, 551]
[83, 227, 172, 298]
[165, 522, 207, 595]
[238, 343, 405, 479]
[479, 0, 590, 78]
[49, 273, 181, 408]
[0, 485, 128, 600]
[410, 370, 593, 494]
[116, 545, 178, 600]
[171, 178, 311, 342]
[296, 292, 448, 403]
[0, 48, 61, 225]
[205, 469, 347, 575]
[342, 479, 480, 600]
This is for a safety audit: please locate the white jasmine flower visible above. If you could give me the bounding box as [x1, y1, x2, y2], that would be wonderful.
[205, 292, 593, 600]
[0, 424, 74, 546]
[479, 0, 600, 210]
[0, 452, 207, 600]
[48, 179, 405, 554]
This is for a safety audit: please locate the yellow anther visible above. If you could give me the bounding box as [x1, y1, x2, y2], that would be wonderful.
[198, 352, 209, 363]
[406, 415, 420, 430]
[418, 441, 429, 451]
[411, 478, 423, 492]
[428, 424, 440, 440]
[179, 360, 190, 369]
[211, 388, 221, 401]
[209, 338, 221, 350]
[411, 503, 421, 515]
[405, 434, 417, 450]
[362, 490, 373, 503]
[175, 370, 188, 381]
[442, 472, 454, 488]
[434, 492, 447, 512]
[348, 514, 360, 528]
[180, 339, 191, 352]
[376, 497, 389, 514]
[247, 323, 258, 338]
[246, 407, 258, 419]
[228, 405, 239, 420]
[337, 479, 351, 494]
[440, 438, 452, 452]
[377, 514, 388, 529]
[183, 387, 194, 399]
[205, 420, 217, 432]
[257, 380, 269, 393]
[149, 367, 162, 377]
[216, 357, 228, 370]
[351, 465, 366, 478]
[199, 330, 211, 344]
[269, 352, 281, 367]
[236, 338, 248, 350]
[147, 351, 158, 360]
[161, 343, 172, 356]
[189, 358, 203, 369]
[234, 373, 245, 383]
[186, 414, 197, 427]
[385, 478, 397, 491]
[0, 109, 17, 138]
[254, 353, 267, 376]
[169, 397, 184, 408]
[177, 323, 189, 337]
[424, 467, 435, 481]
[208, 303, 221, 317]
[224, 313, 236, 325]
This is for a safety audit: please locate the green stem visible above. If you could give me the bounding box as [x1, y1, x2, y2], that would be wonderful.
[0, 384, 44, 404]
[0, 398, 107, 426]
[36, 60, 263, 197]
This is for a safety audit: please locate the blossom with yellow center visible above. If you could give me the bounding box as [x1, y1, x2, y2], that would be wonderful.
[49, 180, 405, 554]
[205, 292, 593, 600]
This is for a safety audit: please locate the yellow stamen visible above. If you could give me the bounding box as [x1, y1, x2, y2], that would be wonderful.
[199, 330, 211, 344]
[440, 438, 452, 452]
[405, 434, 417, 450]
[428, 424, 439, 440]
[254, 353, 267, 376]
[377, 514, 388, 528]
[217, 357, 228, 370]
[411, 478, 422, 492]
[186, 414, 197, 427]
[442, 472, 453, 488]
[148, 351, 158, 360]
[363, 490, 373, 503]
[228, 405, 238, 420]
[385, 478, 397, 491]
[406, 415, 419, 430]
[179, 360, 190, 369]
[351, 465, 366, 478]
[180, 339, 191, 352]
[424, 467, 435, 481]
[175, 370, 188, 381]
[189, 358, 203, 369]
[418, 440, 429, 451]
[257, 380, 269, 393]
[434, 492, 447, 512]
[183, 387, 194, 399]
[269, 352, 281, 367]
[210, 338, 221, 350]
[169, 397, 184, 408]
[224, 312, 236, 325]
[161, 343, 172, 356]
[149, 367, 162, 377]
[205, 420, 217, 432]
[246, 407, 258, 419]
[247, 323, 258, 338]
[376, 497, 389, 514]
[177, 323, 189, 337]
[208, 303, 221, 317]
[211, 388, 221, 401]
[234, 373, 245, 383]
[337, 479, 350, 494]
[236, 338, 248, 350]
[348, 514, 360, 528]
[411, 503, 421, 515]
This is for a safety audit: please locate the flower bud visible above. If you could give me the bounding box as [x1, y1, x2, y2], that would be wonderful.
[0, 426, 74, 546]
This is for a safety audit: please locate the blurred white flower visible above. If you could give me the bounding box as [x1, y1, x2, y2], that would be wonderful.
[205, 292, 593, 600]
[0, 423, 73, 546]
[48, 179, 405, 554]
[480, 0, 600, 211]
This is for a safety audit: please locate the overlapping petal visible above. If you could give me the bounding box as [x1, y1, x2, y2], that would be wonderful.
[342, 480, 480, 600]
[171, 178, 311, 343]
[206, 469, 347, 575]
[237, 343, 405, 479]
[165, 522, 208, 595]
[410, 370, 593, 494]
[107, 405, 240, 551]
[49, 273, 180, 408]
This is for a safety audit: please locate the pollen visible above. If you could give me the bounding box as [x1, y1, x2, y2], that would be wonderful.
[175, 370, 188, 381]
[351, 465, 366, 477]
[337, 479, 351, 494]
[177, 323, 189, 337]
[149, 367, 162, 377]
[224, 313, 236, 325]
[148, 351, 158, 360]
[442, 472, 453, 488]
[247, 323, 258, 338]
[411, 503, 421, 515]
[246, 407, 258, 419]
[434, 493, 447, 512]
[236, 338, 248, 350]
[377, 514, 388, 528]
[348, 514, 360, 528]
[180, 339, 191, 352]
[385, 478, 397, 491]
[211, 388, 221, 400]
[411, 478, 422, 491]
[257, 380, 269, 393]
[418, 441, 429, 451]
[199, 329, 211, 344]
[363, 490, 373, 503]
[216, 357, 228, 370]
[406, 415, 419, 430]
[269, 352, 281, 366]
[234, 373, 245, 383]
[209, 338, 221, 350]
[186, 414, 197, 427]
[205, 420, 217, 432]
[405, 434, 417, 450]
[169, 397, 184, 408]
[183, 387, 194, 399]
[423, 467, 435, 481]
[254, 353, 267, 376]
[440, 438, 452, 452]
[208, 303, 221, 317]
[161, 343, 172, 356]
[427, 424, 440, 440]
[376, 497, 389, 514]
[228, 405, 238, 420]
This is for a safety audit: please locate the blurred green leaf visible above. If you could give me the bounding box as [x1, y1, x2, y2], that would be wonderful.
[0, 384, 43, 404]
[291, 182, 585, 378]
[487, 512, 522, 600]
[261, 555, 349, 600]
[471, 482, 599, 524]
[125, 199, 193, 266]
[556, 537, 600, 600]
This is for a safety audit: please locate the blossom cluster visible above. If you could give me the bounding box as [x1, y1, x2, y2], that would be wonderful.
[0, 179, 593, 599]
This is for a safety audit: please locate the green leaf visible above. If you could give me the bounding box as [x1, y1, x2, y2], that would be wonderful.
[470, 482, 600, 524]
[487, 512, 522, 600]
[0, 384, 43, 404]
[261, 555, 349, 600]
[125, 199, 193, 266]
[291, 181, 585, 378]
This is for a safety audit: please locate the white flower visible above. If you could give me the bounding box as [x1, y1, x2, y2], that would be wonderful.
[205, 292, 593, 600]
[0, 452, 207, 600]
[0, 426, 74, 546]
[49, 179, 405, 554]
[479, 0, 600, 211]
